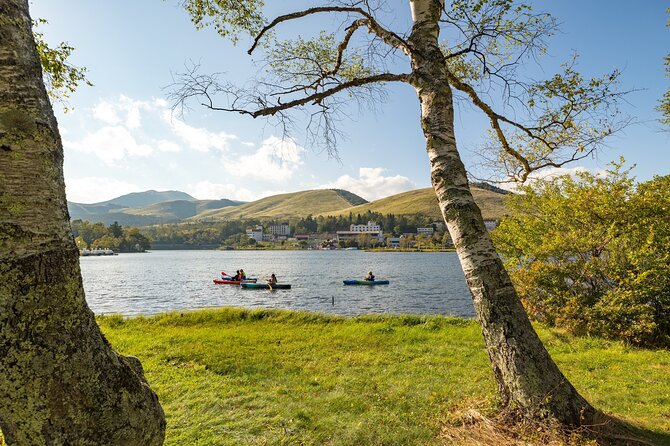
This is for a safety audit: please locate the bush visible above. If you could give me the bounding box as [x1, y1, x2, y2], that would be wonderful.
[492, 162, 670, 347]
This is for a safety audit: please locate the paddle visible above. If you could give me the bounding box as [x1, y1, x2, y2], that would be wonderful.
[260, 273, 273, 290]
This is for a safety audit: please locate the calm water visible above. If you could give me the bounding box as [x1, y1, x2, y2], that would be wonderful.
[79, 250, 475, 317]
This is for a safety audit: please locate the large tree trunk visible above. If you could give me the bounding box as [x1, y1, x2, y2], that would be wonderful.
[407, 0, 596, 426]
[0, 1, 166, 444]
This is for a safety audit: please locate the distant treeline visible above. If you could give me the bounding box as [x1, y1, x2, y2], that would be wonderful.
[293, 211, 440, 234]
[71, 220, 151, 253]
[138, 211, 445, 247]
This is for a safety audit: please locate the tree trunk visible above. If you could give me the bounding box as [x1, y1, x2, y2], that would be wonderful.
[0, 1, 166, 444]
[407, 0, 596, 426]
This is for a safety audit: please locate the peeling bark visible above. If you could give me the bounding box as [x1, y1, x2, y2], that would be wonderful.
[0, 0, 166, 444]
[407, 0, 596, 426]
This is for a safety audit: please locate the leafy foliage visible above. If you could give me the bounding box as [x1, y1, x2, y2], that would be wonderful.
[658, 8, 670, 127]
[179, 0, 265, 44]
[492, 163, 670, 347]
[71, 220, 151, 252]
[32, 19, 91, 111]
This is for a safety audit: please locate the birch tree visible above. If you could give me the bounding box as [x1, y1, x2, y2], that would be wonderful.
[173, 0, 627, 427]
[0, 0, 166, 443]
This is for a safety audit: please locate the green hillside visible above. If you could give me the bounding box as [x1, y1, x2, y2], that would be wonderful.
[124, 199, 242, 221]
[323, 187, 507, 220]
[192, 189, 368, 221]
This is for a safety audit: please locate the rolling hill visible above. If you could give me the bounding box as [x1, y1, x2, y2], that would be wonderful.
[66, 185, 507, 226]
[321, 186, 508, 221]
[67, 191, 242, 226]
[124, 199, 244, 221]
[191, 189, 368, 221]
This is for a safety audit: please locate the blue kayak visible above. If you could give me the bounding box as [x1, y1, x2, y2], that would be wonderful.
[343, 279, 390, 285]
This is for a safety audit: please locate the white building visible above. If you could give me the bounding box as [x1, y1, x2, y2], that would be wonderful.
[417, 227, 434, 235]
[350, 221, 381, 232]
[246, 225, 263, 242]
[268, 223, 291, 236]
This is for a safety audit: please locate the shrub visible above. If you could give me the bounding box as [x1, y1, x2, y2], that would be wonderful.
[492, 162, 670, 347]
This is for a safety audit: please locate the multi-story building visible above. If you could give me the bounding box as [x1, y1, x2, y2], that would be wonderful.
[268, 223, 291, 236]
[349, 221, 381, 232]
[246, 225, 263, 242]
[336, 221, 384, 243]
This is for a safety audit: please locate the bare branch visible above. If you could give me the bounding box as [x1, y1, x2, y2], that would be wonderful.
[444, 62, 630, 182]
[216, 73, 409, 117]
[248, 6, 411, 56]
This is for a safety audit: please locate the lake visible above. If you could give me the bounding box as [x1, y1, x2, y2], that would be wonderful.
[79, 250, 475, 317]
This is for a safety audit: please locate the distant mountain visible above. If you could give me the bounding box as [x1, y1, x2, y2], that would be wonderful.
[97, 190, 196, 208]
[66, 186, 507, 227]
[67, 190, 242, 226]
[322, 186, 508, 221]
[191, 189, 368, 221]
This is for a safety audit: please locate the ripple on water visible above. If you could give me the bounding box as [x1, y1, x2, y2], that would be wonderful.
[79, 250, 475, 318]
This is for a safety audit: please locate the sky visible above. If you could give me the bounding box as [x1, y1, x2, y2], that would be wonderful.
[29, 0, 669, 204]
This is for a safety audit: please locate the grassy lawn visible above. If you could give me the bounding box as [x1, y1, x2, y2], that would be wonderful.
[92, 308, 670, 445]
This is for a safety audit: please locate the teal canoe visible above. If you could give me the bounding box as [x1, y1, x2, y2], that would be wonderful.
[241, 283, 291, 290]
[343, 279, 390, 285]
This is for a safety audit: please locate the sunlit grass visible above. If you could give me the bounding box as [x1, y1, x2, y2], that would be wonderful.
[95, 308, 670, 445]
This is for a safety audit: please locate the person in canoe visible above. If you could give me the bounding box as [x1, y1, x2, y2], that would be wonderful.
[240, 269, 247, 280]
[365, 271, 375, 281]
[267, 273, 278, 285]
[231, 270, 240, 281]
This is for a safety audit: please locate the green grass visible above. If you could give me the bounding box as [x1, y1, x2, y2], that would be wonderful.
[193, 189, 367, 221]
[124, 199, 241, 220]
[91, 308, 670, 445]
[322, 187, 508, 221]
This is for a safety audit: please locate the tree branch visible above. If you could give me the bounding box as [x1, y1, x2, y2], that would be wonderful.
[248, 6, 411, 56]
[214, 73, 410, 117]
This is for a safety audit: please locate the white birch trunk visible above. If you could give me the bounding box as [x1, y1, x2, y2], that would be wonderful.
[407, 0, 596, 425]
[0, 0, 166, 443]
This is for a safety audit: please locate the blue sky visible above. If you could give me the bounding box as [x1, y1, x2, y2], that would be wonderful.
[30, 1, 669, 203]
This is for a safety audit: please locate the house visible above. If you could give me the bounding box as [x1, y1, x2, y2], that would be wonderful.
[387, 237, 401, 248]
[335, 231, 384, 243]
[417, 227, 434, 235]
[246, 225, 263, 242]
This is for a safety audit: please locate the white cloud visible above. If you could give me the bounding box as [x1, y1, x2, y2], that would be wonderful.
[157, 140, 181, 153]
[187, 181, 256, 201]
[527, 166, 606, 180]
[224, 136, 304, 182]
[93, 101, 121, 126]
[64, 125, 153, 165]
[92, 95, 154, 129]
[163, 111, 237, 153]
[65, 177, 141, 203]
[500, 166, 608, 191]
[319, 167, 415, 201]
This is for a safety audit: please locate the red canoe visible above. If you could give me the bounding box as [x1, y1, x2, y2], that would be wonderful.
[213, 279, 258, 285]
